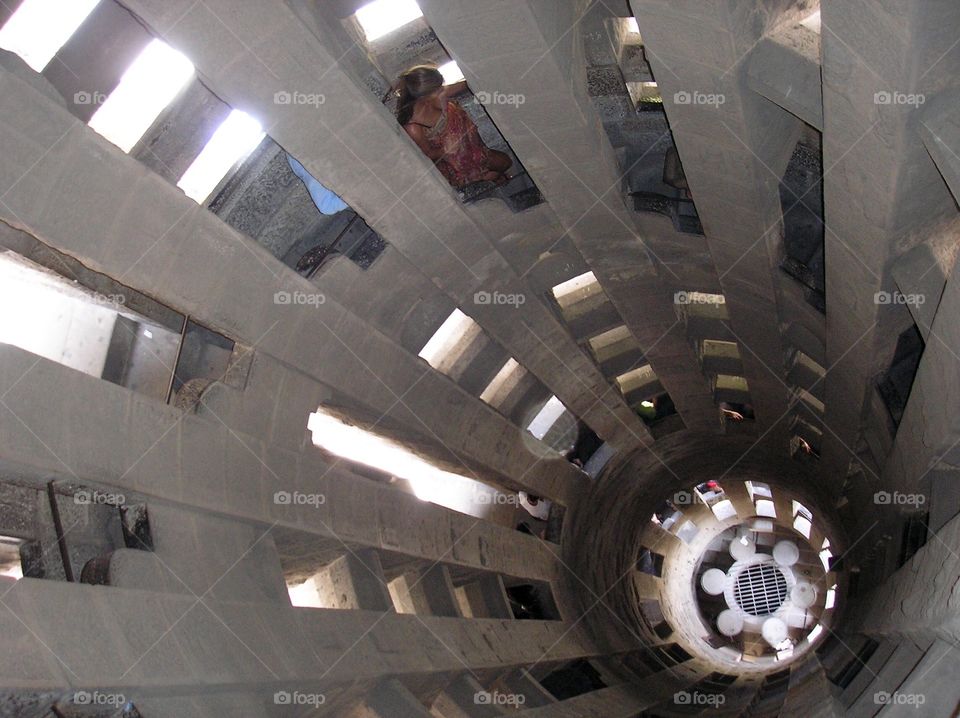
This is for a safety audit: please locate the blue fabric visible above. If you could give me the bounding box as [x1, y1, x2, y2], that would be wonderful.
[286, 154, 349, 215]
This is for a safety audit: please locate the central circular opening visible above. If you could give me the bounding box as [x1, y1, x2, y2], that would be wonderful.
[733, 563, 788, 616]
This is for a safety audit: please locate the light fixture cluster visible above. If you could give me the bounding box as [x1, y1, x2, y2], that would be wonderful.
[701, 535, 820, 652]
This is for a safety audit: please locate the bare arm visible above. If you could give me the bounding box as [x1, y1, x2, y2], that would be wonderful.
[442, 80, 469, 98]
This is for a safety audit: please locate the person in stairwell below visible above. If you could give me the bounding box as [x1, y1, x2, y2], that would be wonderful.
[395, 64, 512, 189]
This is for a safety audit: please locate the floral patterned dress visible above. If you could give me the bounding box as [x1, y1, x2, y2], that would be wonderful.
[407, 102, 493, 189]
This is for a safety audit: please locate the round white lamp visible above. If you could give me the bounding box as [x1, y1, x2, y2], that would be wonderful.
[761, 617, 788, 647]
[773, 540, 800, 566]
[791, 582, 817, 609]
[717, 609, 744, 637]
[701, 568, 727, 595]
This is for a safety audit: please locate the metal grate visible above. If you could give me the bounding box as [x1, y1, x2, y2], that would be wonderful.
[733, 563, 787, 616]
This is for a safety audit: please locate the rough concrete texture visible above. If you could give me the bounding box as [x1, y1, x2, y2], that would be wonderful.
[0, 64, 587, 505]
[818, 0, 960, 489]
[631, 0, 812, 443]
[746, 23, 823, 131]
[419, 0, 723, 434]
[1, 0, 960, 715]
[111, 0, 654, 453]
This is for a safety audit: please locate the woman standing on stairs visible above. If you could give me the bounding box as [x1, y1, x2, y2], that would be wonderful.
[396, 65, 512, 189]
